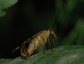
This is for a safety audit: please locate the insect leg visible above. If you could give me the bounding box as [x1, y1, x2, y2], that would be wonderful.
[47, 38, 53, 51]
[52, 37, 55, 48]
[42, 44, 46, 54]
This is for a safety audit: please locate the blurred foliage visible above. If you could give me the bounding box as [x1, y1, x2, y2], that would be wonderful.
[63, 19, 84, 45]
[0, 0, 17, 17]
[55, 0, 78, 22]
[54, 0, 84, 44]
[0, 45, 84, 64]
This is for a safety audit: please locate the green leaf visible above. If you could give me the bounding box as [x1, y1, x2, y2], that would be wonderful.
[0, 0, 17, 17]
[0, 45, 84, 64]
[0, 8, 6, 17]
[24, 45, 84, 64]
[0, 0, 17, 9]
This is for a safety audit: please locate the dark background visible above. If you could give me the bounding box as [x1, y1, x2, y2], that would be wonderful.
[0, 0, 55, 58]
[0, 0, 84, 58]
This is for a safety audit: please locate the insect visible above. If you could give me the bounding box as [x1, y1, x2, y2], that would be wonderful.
[11, 28, 57, 58]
